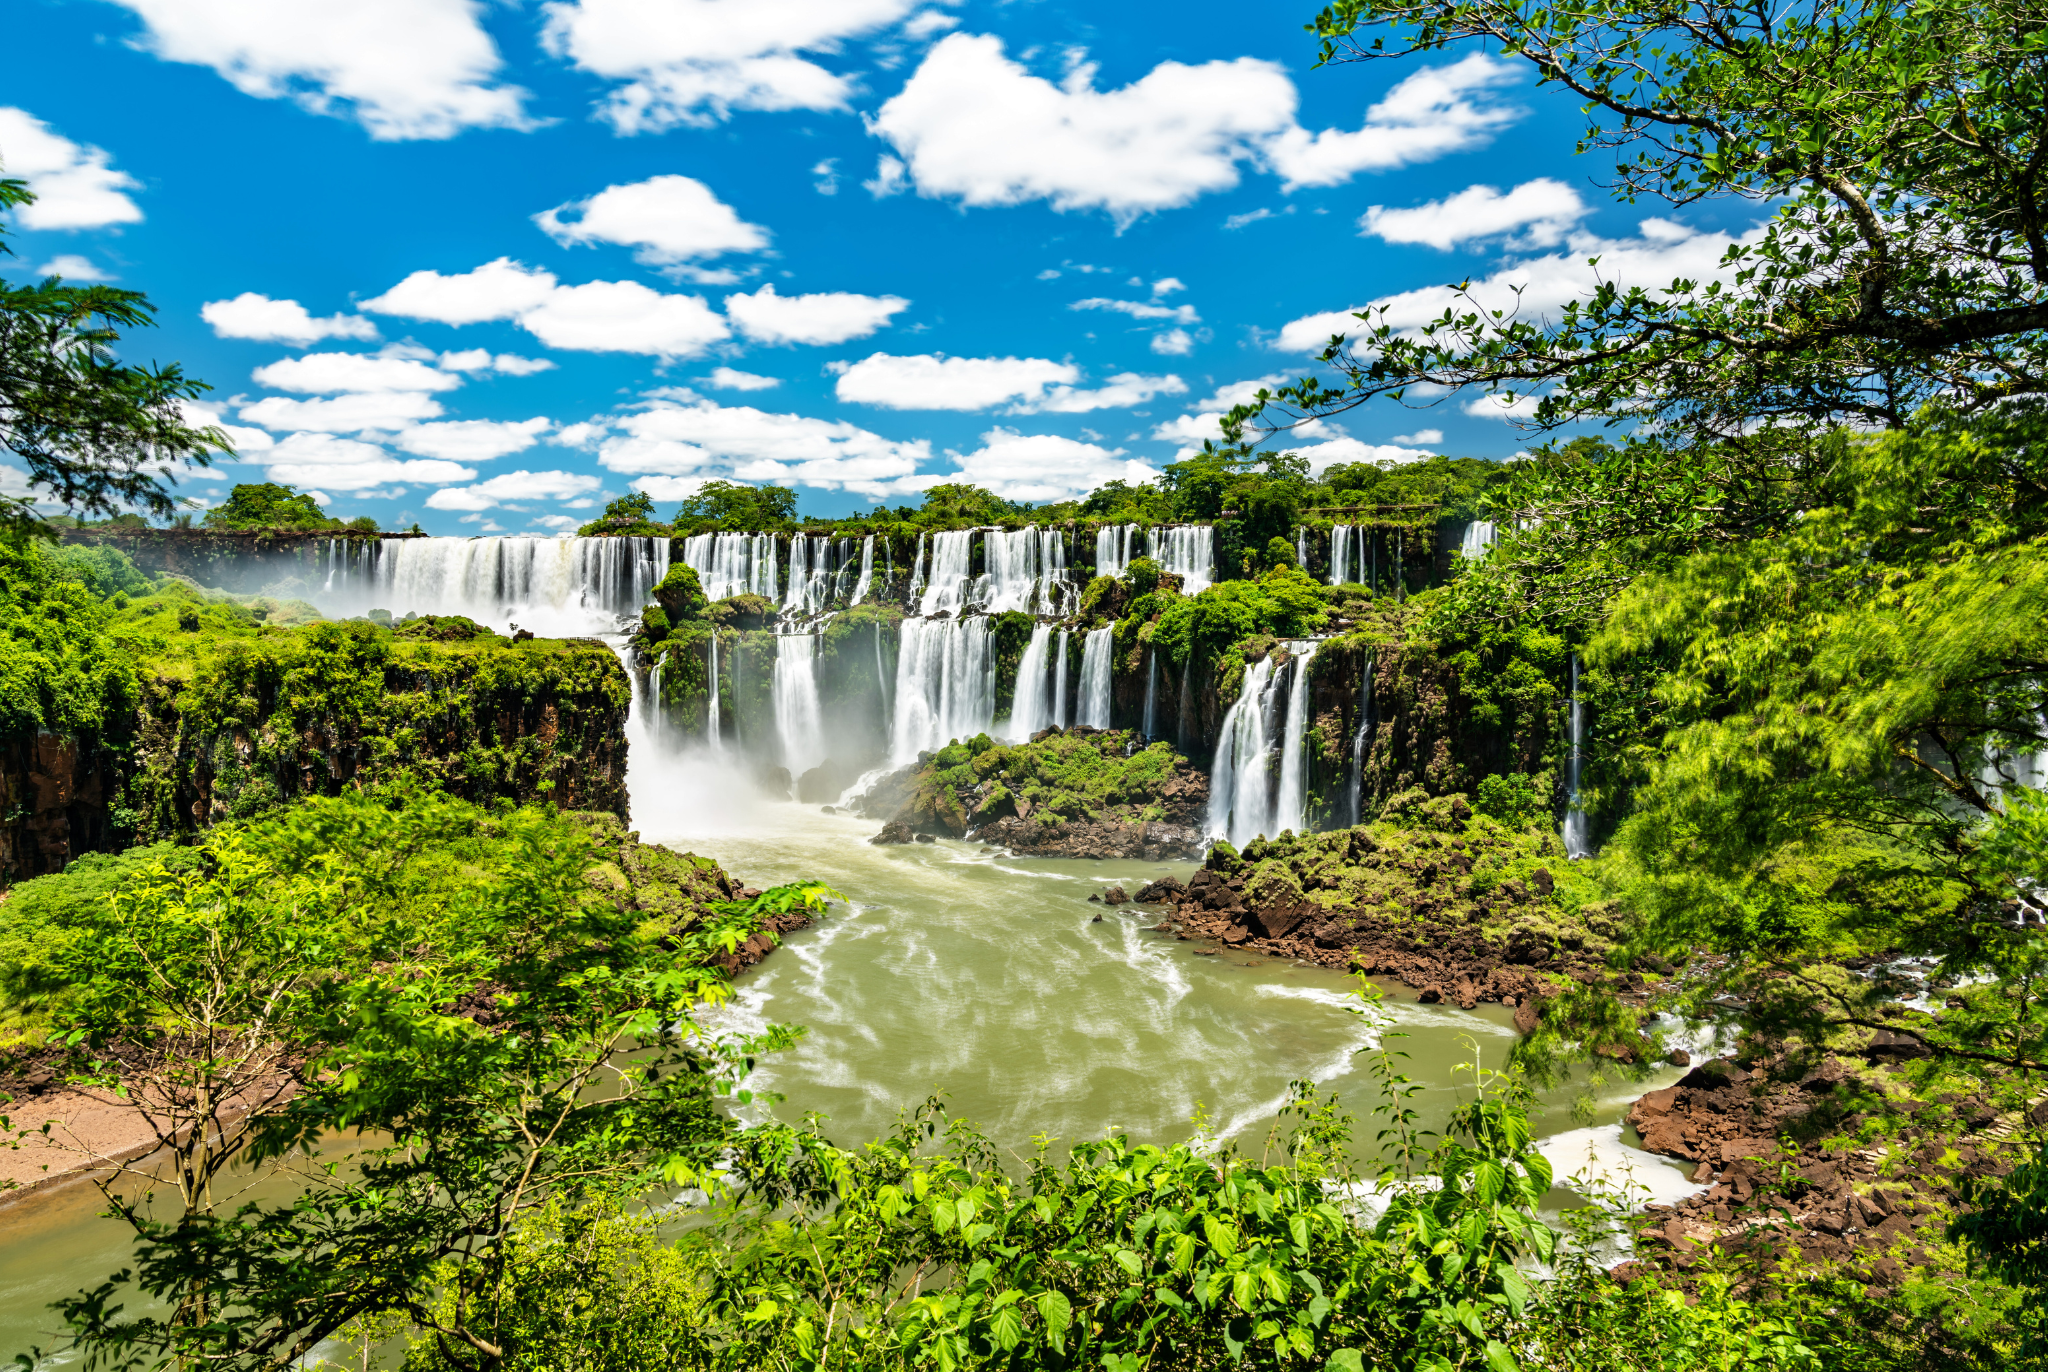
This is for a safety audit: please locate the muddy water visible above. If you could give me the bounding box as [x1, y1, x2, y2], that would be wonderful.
[1, 745, 1700, 1360]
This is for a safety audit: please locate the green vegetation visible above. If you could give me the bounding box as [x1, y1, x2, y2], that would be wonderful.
[0, 179, 225, 541]
[202, 481, 376, 533]
[890, 728, 1195, 832]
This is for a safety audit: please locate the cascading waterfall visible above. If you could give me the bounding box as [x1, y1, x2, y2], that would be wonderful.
[891, 616, 994, 764]
[646, 656, 664, 746]
[1095, 524, 1138, 579]
[981, 527, 1042, 613]
[1208, 658, 1277, 848]
[1295, 527, 1307, 571]
[1274, 642, 1320, 835]
[784, 535, 840, 618]
[1078, 626, 1113, 728]
[1052, 629, 1071, 727]
[850, 535, 875, 606]
[1563, 654, 1591, 858]
[682, 531, 777, 601]
[1328, 525, 1355, 586]
[1038, 527, 1069, 615]
[919, 530, 978, 615]
[908, 533, 927, 605]
[1347, 649, 1376, 824]
[1142, 650, 1157, 738]
[1148, 526, 1215, 593]
[319, 535, 668, 634]
[707, 631, 722, 747]
[1007, 625, 1054, 743]
[1458, 520, 1497, 562]
[773, 631, 827, 778]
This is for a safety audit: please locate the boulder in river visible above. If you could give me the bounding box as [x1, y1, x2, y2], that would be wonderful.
[871, 820, 914, 845]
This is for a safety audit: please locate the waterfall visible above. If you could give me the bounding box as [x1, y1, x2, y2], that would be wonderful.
[850, 535, 875, 605]
[1148, 526, 1215, 593]
[1039, 527, 1069, 615]
[681, 531, 778, 602]
[1274, 642, 1319, 835]
[774, 631, 827, 778]
[646, 655, 664, 746]
[1142, 650, 1157, 738]
[891, 616, 994, 764]
[1329, 525, 1354, 586]
[1078, 627, 1113, 728]
[1459, 520, 1496, 562]
[707, 630, 722, 747]
[1563, 654, 1591, 859]
[980, 527, 1040, 612]
[1095, 524, 1138, 579]
[1052, 629, 1071, 727]
[783, 534, 837, 617]
[1347, 649, 1376, 824]
[1208, 658, 1277, 848]
[873, 620, 892, 735]
[319, 535, 668, 635]
[907, 532, 927, 605]
[1295, 527, 1307, 570]
[918, 530, 978, 616]
[1007, 624, 1054, 743]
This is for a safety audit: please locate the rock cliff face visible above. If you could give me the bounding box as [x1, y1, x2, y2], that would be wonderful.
[0, 618, 630, 882]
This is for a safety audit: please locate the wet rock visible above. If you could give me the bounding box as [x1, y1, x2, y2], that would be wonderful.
[915, 833, 936, 844]
[870, 820, 914, 845]
[1135, 876, 1187, 903]
[1513, 999, 1540, 1035]
[1103, 886, 1129, 906]
[1088, 893, 1103, 903]
[1669, 1048, 1692, 1067]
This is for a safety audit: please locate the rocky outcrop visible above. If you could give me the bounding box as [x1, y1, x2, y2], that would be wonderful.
[978, 816, 1204, 861]
[1616, 1052, 2026, 1295]
[0, 732, 124, 881]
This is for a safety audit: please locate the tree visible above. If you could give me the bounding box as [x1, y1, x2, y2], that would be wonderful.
[203, 482, 335, 532]
[0, 179, 226, 540]
[11, 788, 836, 1368]
[1231, 0, 2048, 449]
[675, 480, 798, 530]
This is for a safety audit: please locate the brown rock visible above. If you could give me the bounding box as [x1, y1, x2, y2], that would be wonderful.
[1513, 999, 1540, 1035]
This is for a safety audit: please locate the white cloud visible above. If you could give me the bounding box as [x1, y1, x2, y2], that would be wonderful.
[251, 352, 463, 394]
[534, 174, 770, 274]
[437, 348, 557, 375]
[0, 107, 144, 229]
[532, 514, 581, 530]
[107, 0, 533, 140]
[902, 9, 957, 40]
[201, 292, 381, 346]
[1288, 437, 1433, 473]
[834, 353, 1075, 410]
[258, 432, 476, 489]
[1390, 428, 1443, 445]
[34, 253, 112, 280]
[1224, 206, 1285, 230]
[1150, 329, 1193, 356]
[395, 418, 554, 460]
[937, 428, 1161, 503]
[596, 395, 931, 497]
[812, 158, 839, 195]
[724, 283, 909, 345]
[539, 0, 921, 132]
[363, 259, 731, 360]
[1199, 375, 1288, 410]
[706, 366, 781, 390]
[518, 279, 730, 357]
[1274, 218, 1760, 353]
[867, 35, 1521, 222]
[1361, 178, 1589, 250]
[239, 391, 447, 432]
[829, 353, 1184, 413]
[180, 399, 276, 453]
[1151, 277, 1185, 296]
[1152, 411, 1225, 446]
[1258, 55, 1521, 190]
[1070, 297, 1199, 323]
[1464, 392, 1542, 420]
[426, 468, 600, 510]
[362, 258, 560, 325]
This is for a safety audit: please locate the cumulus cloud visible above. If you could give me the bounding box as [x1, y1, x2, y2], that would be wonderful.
[395, 417, 554, 460]
[1273, 218, 1763, 353]
[180, 399, 275, 454]
[1150, 330, 1193, 356]
[201, 292, 381, 346]
[425, 468, 600, 510]
[706, 366, 781, 390]
[1361, 177, 1589, 250]
[35, 254, 112, 281]
[257, 432, 476, 490]
[250, 351, 463, 394]
[1390, 428, 1443, 445]
[1150, 375, 1295, 451]
[363, 259, 560, 324]
[1070, 297, 1199, 323]
[1288, 437, 1434, 472]
[362, 258, 730, 359]
[434, 348, 556, 375]
[724, 283, 909, 345]
[238, 391, 447, 432]
[595, 395, 931, 497]
[539, 0, 922, 132]
[106, 0, 533, 139]
[1464, 392, 1541, 420]
[534, 174, 770, 276]
[831, 353, 1182, 414]
[867, 35, 1521, 222]
[0, 107, 144, 229]
[934, 428, 1161, 503]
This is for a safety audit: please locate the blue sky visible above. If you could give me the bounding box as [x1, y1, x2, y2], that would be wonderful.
[2, 0, 1761, 533]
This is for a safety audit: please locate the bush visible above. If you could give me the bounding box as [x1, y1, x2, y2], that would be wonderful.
[1475, 772, 1546, 828]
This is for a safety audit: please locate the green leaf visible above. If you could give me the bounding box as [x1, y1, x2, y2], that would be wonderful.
[1037, 1290, 1073, 1353]
[1324, 1349, 1364, 1372]
[989, 1304, 1024, 1352]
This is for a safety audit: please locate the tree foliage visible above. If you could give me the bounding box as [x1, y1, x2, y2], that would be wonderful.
[202, 482, 343, 532]
[0, 179, 226, 540]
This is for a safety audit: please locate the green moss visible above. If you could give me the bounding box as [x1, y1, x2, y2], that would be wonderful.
[897, 727, 1194, 831]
